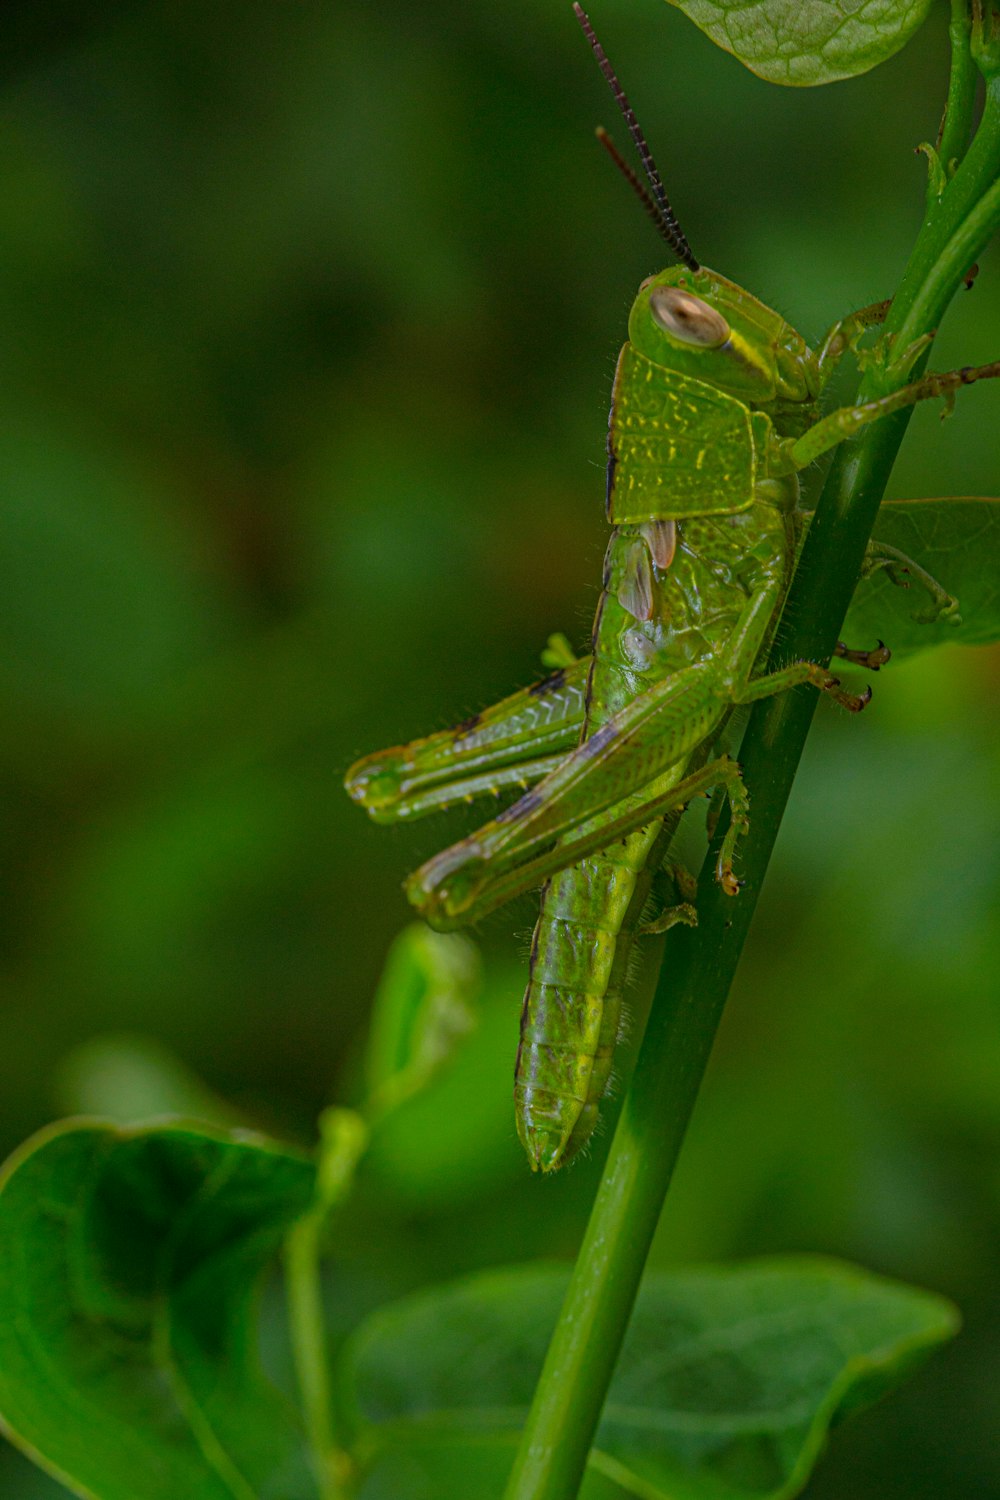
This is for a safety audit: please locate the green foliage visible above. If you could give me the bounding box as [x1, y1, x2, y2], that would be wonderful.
[0, 1122, 316, 1500]
[360, 923, 522, 1210]
[0, 936, 963, 1500]
[54, 1035, 246, 1128]
[664, 0, 936, 85]
[361, 980, 523, 1210]
[341, 1260, 957, 1499]
[845, 497, 1000, 655]
[2, 2, 1000, 1498]
[363, 925, 481, 1119]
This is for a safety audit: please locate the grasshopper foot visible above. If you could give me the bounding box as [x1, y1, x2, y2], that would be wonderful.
[640, 861, 699, 934]
[639, 902, 698, 936]
[912, 595, 962, 627]
[821, 676, 873, 713]
[835, 638, 891, 671]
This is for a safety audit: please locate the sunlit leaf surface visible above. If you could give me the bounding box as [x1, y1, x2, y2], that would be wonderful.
[665, 0, 935, 85]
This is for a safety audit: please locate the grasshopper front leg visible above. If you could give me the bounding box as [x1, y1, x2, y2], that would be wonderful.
[794, 510, 959, 626]
[814, 298, 891, 387]
[861, 538, 961, 624]
[784, 356, 1000, 471]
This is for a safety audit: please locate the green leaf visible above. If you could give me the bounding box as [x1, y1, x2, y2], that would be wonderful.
[363, 924, 481, 1120]
[340, 1258, 958, 1500]
[844, 498, 1000, 658]
[53, 1034, 246, 1129]
[665, 0, 935, 86]
[361, 968, 525, 1210]
[0, 1120, 317, 1500]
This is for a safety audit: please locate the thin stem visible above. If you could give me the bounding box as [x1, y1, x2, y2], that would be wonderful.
[894, 73, 1000, 362]
[897, 90, 1000, 354]
[285, 1215, 349, 1500]
[285, 1111, 367, 1500]
[503, 44, 1000, 1500]
[933, 0, 977, 197]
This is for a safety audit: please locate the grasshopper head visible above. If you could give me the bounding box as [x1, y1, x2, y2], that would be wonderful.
[628, 266, 814, 406]
[571, 7, 816, 409]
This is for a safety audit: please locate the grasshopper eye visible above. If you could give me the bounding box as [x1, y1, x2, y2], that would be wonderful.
[649, 286, 730, 348]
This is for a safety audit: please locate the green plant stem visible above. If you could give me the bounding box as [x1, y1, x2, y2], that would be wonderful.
[897, 73, 1000, 360]
[503, 62, 1000, 1500]
[286, 1214, 349, 1500]
[285, 1109, 368, 1500]
[933, 0, 977, 196]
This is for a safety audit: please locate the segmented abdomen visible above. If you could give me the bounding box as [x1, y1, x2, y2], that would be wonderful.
[514, 816, 666, 1171]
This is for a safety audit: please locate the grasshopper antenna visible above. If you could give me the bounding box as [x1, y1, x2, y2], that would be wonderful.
[573, 2, 700, 272]
[595, 127, 683, 250]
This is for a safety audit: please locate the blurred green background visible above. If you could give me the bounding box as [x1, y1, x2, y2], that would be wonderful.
[2, 0, 999, 1495]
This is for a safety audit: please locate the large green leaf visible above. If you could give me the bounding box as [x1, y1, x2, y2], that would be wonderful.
[665, 0, 935, 86]
[844, 498, 1000, 659]
[340, 1258, 957, 1500]
[0, 1120, 317, 1500]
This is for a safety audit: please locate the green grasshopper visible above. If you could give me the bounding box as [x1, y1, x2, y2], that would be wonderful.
[347, 4, 999, 1172]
